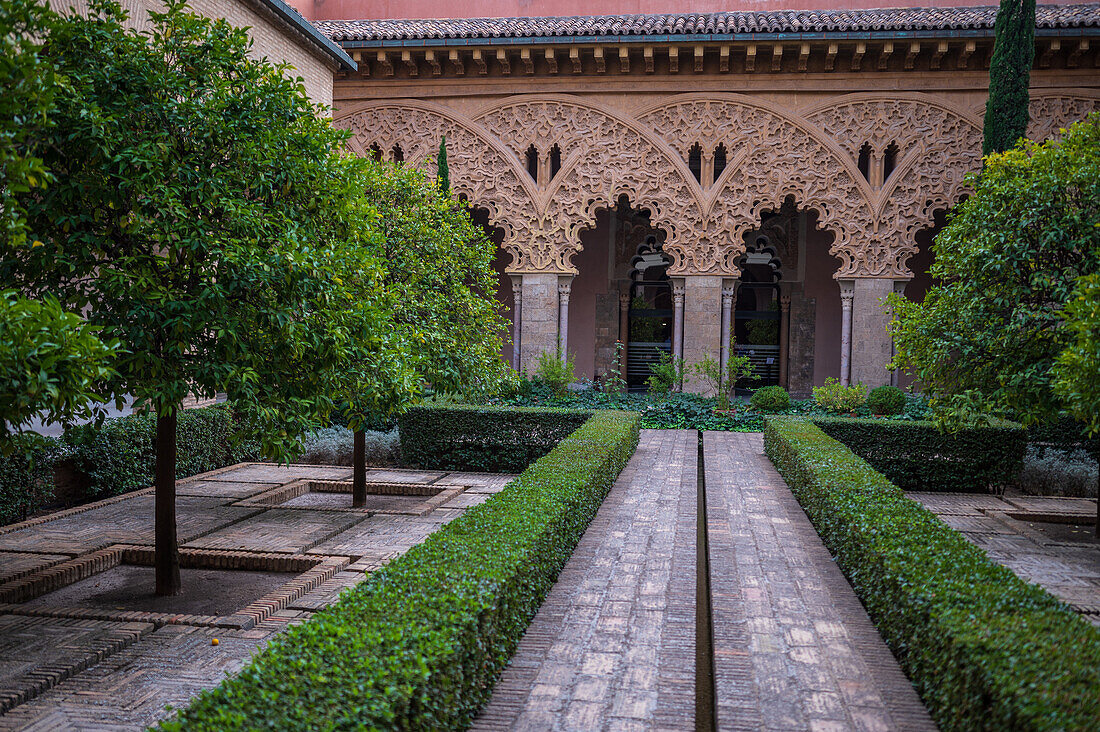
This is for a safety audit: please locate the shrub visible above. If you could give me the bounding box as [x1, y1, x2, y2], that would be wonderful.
[646, 352, 686, 395]
[866, 385, 906, 415]
[812, 378, 867, 413]
[63, 403, 260, 499]
[750, 385, 790, 412]
[764, 417, 1100, 732]
[1014, 446, 1098, 498]
[813, 416, 1025, 492]
[398, 404, 592, 473]
[0, 434, 64, 526]
[296, 427, 400, 467]
[533, 348, 575, 397]
[163, 410, 640, 731]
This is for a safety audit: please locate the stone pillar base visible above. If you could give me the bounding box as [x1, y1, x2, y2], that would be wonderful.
[518, 273, 561, 375]
[681, 275, 723, 395]
[850, 278, 896, 388]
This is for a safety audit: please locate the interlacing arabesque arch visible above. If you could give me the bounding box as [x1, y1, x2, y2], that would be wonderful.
[474, 96, 705, 274]
[637, 95, 876, 278]
[335, 100, 540, 272]
[335, 92, 1099, 280]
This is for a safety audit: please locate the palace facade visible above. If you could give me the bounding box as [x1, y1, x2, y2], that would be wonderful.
[312, 3, 1100, 393]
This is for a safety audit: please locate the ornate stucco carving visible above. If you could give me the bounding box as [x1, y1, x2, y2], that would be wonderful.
[334, 91, 1098, 281]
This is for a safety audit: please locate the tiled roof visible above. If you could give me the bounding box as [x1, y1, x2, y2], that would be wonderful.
[317, 4, 1100, 42]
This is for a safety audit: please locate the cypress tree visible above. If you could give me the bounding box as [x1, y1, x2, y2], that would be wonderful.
[983, 0, 1036, 155]
[437, 135, 450, 193]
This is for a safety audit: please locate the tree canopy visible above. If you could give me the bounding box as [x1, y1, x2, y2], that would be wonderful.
[890, 114, 1100, 427]
[983, 0, 1036, 155]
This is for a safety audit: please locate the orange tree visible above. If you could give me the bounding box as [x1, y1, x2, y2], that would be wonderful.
[2, 0, 381, 594]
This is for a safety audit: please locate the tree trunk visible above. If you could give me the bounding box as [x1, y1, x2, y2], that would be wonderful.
[352, 429, 366, 508]
[155, 410, 181, 596]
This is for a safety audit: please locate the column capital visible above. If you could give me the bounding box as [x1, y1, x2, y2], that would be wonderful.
[779, 294, 791, 312]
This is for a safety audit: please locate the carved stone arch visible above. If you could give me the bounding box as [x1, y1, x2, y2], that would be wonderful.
[334, 100, 540, 271]
[802, 95, 983, 278]
[474, 96, 704, 274]
[1024, 91, 1099, 142]
[638, 94, 875, 277]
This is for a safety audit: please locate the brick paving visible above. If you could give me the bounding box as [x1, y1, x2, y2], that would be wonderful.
[0, 464, 516, 730]
[473, 430, 699, 731]
[705, 432, 936, 732]
[909, 491, 1100, 624]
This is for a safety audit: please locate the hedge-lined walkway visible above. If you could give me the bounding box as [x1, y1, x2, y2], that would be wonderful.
[473, 429, 698, 731]
[705, 433, 935, 732]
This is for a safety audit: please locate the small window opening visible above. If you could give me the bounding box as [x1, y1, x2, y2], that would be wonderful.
[526, 144, 539, 180]
[549, 144, 562, 180]
[857, 142, 872, 182]
[883, 142, 899, 181]
[713, 143, 728, 181]
[688, 143, 703, 184]
[391, 144, 404, 164]
[369, 143, 383, 162]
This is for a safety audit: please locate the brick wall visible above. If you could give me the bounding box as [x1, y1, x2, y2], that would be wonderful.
[49, 0, 335, 108]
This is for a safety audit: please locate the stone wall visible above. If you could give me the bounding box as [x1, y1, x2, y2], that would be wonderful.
[850, 278, 896, 388]
[787, 286, 816, 398]
[50, 0, 336, 107]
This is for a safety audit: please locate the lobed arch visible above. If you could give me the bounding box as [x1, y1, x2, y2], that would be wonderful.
[474, 96, 706, 274]
[638, 94, 876, 278]
[334, 100, 542, 271]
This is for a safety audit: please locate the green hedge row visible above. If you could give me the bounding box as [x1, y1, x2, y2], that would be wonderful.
[163, 408, 640, 730]
[812, 416, 1026, 492]
[0, 435, 62, 526]
[398, 404, 592, 472]
[0, 404, 261, 526]
[764, 417, 1100, 732]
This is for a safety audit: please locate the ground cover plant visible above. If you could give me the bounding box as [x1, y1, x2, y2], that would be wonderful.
[764, 417, 1100, 731]
[162, 409, 640, 730]
[488, 380, 930, 432]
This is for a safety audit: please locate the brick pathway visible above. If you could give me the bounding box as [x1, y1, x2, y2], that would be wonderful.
[908, 492, 1100, 625]
[0, 465, 514, 730]
[705, 433, 936, 732]
[473, 430, 698, 732]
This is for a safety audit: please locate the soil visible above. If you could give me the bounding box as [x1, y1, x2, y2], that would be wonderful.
[1024, 520, 1100, 545]
[25, 565, 292, 615]
[282, 492, 425, 511]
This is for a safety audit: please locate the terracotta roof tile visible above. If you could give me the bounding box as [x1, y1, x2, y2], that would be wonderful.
[317, 4, 1100, 42]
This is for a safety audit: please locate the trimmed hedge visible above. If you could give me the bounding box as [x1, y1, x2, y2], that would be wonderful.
[0, 404, 261, 527]
[162, 409, 640, 730]
[0, 434, 63, 526]
[63, 403, 260, 499]
[764, 417, 1100, 732]
[399, 404, 591, 472]
[813, 416, 1025, 492]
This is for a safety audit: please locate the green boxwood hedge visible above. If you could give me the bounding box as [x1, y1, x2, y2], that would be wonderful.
[764, 417, 1100, 732]
[812, 416, 1026, 492]
[0, 434, 63, 526]
[162, 408, 640, 731]
[62, 403, 261, 499]
[399, 403, 592, 472]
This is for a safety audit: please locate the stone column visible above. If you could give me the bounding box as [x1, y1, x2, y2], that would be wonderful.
[839, 280, 854, 386]
[619, 291, 630, 377]
[682, 275, 723, 395]
[779, 293, 791, 389]
[518, 273, 560, 374]
[850, 277, 897, 388]
[557, 277, 572, 363]
[510, 275, 523, 371]
[671, 279, 685, 364]
[720, 280, 736, 375]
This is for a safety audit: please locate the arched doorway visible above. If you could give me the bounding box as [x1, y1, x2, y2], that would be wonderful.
[734, 239, 782, 391]
[571, 196, 669, 387]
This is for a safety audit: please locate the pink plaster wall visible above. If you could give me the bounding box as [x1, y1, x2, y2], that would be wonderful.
[291, 0, 1071, 22]
[569, 216, 614, 379]
[803, 227, 842, 386]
